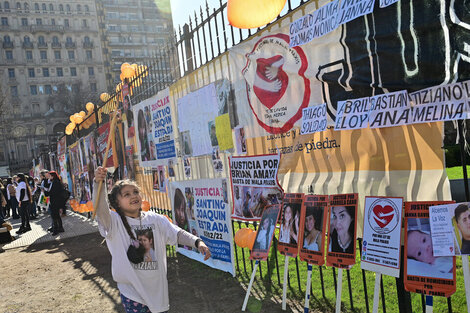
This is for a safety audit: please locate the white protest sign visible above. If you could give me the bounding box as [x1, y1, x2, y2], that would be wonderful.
[337, 0, 375, 25]
[300, 103, 327, 135]
[289, 0, 340, 48]
[335, 96, 370, 130]
[369, 90, 411, 128]
[409, 82, 468, 124]
[361, 197, 403, 277]
[380, 0, 399, 8]
[429, 203, 455, 256]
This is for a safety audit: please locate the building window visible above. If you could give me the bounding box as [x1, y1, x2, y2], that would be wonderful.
[70, 67, 76, 76]
[88, 67, 94, 76]
[54, 50, 61, 59]
[59, 4, 62, 12]
[56, 67, 63, 77]
[52, 36, 58, 44]
[3, 35, 10, 42]
[26, 50, 32, 59]
[30, 85, 37, 95]
[38, 85, 44, 94]
[48, 3, 53, 11]
[41, 3, 45, 11]
[86, 50, 92, 59]
[34, 2, 39, 11]
[8, 68, 14, 78]
[28, 68, 34, 77]
[40, 50, 47, 60]
[64, 19, 69, 27]
[16, 1, 21, 10]
[24, 2, 29, 11]
[24, 35, 30, 43]
[77, 4, 80, 11]
[82, 19, 87, 27]
[10, 85, 17, 97]
[1, 17, 8, 26]
[4, 1, 9, 11]
[42, 68, 49, 77]
[21, 17, 27, 26]
[5, 50, 13, 59]
[90, 82, 97, 92]
[66, 4, 70, 12]
[84, 36, 90, 43]
[84, 4, 89, 12]
[38, 35, 45, 44]
[44, 84, 52, 94]
[36, 18, 42, 25]
[51, 18, 55, 25]
[67, 50, 74, 60]
[66, 36, 72, 43]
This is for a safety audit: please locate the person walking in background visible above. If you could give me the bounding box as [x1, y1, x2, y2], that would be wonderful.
[27, 175, 38, 219]
[6, 177, 19, 219]
[39, 170, 51, 213]
[44, 171, 65, 235]
[16, 173, 32, 234]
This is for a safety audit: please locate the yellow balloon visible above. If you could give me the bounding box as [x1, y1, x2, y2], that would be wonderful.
[100, 92, 109, 102]
[227, 0, 286, 29]
[122, 66, 135, 79]
[79, 111, 86, 118]
[120, 72, 125, 82]
[86, 102, 94, 112]
[120, 62, 131, 72]
[69, 115, 75, 123]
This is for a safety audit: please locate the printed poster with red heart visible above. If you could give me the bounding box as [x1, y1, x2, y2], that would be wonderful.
[361, 196, 403, 277]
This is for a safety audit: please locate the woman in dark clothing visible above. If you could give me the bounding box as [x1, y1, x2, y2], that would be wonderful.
[44, 171, 65, 235]
[16, 173, 32, 234]
[6, 177, 19, 219]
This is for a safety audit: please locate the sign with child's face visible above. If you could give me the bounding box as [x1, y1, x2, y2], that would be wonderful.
[278, 193, 304, 257]
[404, 201, 456, 297]
[298, 195, 328, 265]
[429, 202, 470, 256]
[251, 204, 281, 260]
[326, 193, 358, 269]
[361, 197, 403, 277]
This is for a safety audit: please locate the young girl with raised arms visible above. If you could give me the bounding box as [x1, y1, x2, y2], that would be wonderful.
[93, 167, 211, 313]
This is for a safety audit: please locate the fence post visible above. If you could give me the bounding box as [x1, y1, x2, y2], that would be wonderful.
[182, 23, 194, 74]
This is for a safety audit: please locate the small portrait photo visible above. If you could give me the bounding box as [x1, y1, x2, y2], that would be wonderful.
[328, 206, 356, 254]
[279, 202, 301, 245]
[184, 187, 195, 220]
[234, 127, 247, 154]
[152, 168, 160, 191]
[181, 131, 192, 156]
[135, 228, 156, 262]
[212, 148, 223, 172]
[174, 188, 188, 231]
[406, 217, 453, 279]
[168, 159, 175, 177]
[452, 203, 470, 255]
[183, 157, 191, 178]
[215, 79, 230, 115]
[303, 206, 324, 252]
[252, 210, 277, 252]
[137, 109, 151, 161]
[208, 120, 218, 147]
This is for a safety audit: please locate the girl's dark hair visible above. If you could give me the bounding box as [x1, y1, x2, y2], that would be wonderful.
[17, 173, 32, 203]
[107, 179, 146, 264]
[107, 179, 141, 241]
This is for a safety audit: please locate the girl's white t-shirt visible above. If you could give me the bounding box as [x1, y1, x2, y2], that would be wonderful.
[16, 181, 29, 201]
[98, 210, 180, 313]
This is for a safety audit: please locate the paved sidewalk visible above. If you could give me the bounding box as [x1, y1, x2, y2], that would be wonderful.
[2, 210, 99, 250]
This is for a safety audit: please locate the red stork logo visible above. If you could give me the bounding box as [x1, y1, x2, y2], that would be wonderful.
[242, 34, 310, 134]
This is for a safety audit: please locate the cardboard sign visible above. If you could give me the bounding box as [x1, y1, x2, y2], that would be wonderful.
[404, 201, 456, 297]
[229, 154, 283, 221]
[278, 193, 304, 257]
[326, 193, 358, 268]
[298, 195, 328, 265]
[361, 197, 403, 277]
[429, 202, 470, 256]
[251, 205, 281, 261]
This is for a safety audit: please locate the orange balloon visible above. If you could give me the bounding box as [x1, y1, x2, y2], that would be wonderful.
[78, 203, 86, 213]
[235, 228, 252, 248]
[86, 201, 94, 212]
[142, 200, 150, 212]
[246, 230, 257, 249]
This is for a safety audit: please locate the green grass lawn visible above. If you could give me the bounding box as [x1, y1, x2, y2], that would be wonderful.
[446, 165, 470, 180]
[229, 222, 467, 313]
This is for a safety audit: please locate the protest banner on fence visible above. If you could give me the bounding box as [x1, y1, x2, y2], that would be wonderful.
[229, 154, 283, 221]
[429, 202, 470, 256]
[300, 104, 327, 135]
[361, 197, 403, 277]
[169, 179, 234, 275]
[57, 136, 66, 156]
[337, 0, 375, 25]
[298, 194, 328, 265]
[96, 122, 114, 168]
[369, 90, 411, 128]
[251, 204, 281, 260]
[278, 193, 304, 256]
[326, 193, 358, 268]
[404, 201, 456, 297]
[152, 88, 176, 160]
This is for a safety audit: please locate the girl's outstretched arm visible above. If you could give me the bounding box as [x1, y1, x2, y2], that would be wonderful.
[176, 230, 211, 260]
[93, 166, 112, 232]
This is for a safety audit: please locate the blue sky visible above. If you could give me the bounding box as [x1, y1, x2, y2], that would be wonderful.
[170, 0, 224, 30]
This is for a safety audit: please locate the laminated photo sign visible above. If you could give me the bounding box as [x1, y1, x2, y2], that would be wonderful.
[278, 193, 304, 257]
[298, 195, 328, 265]
[326, 193, 358, 268]
[250, 205, 281, 260]
[404, 201, 456, 298]
[361, 196, 403, 277]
